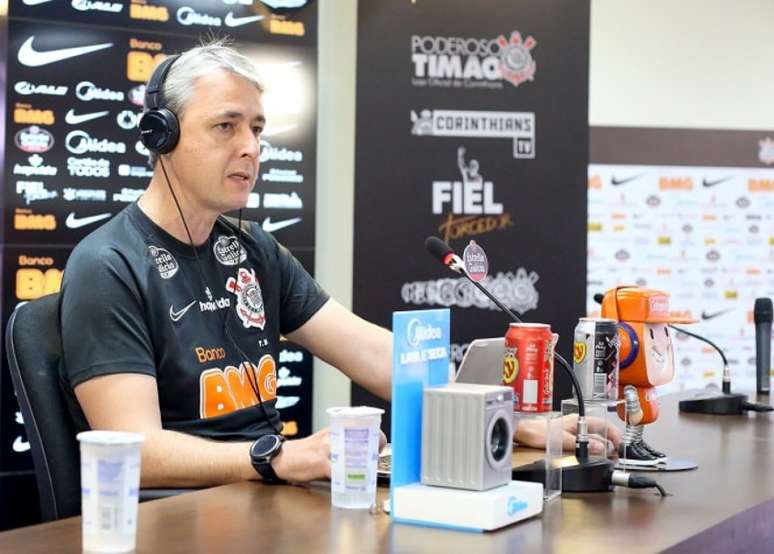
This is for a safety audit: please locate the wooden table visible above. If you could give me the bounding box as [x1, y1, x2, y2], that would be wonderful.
[0, 393, 771, 553]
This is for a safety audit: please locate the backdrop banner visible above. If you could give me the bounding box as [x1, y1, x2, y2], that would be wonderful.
[0, 0, 318, 529]
[353, 0, 591, 433]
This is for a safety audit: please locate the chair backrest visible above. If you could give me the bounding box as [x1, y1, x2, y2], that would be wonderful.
[5, 292, 81, 521]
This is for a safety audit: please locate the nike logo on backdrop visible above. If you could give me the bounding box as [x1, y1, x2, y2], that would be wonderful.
[17, 36, 113, 67]
[262, 217, 301, 233]
[169, 301, 197, 322]
[701, 309, 733, 320]
[13, 436, 30, 453]
[65, 109, 109, 125]
[611, 174, 644, 186]
[224, 12, 264, 27]
[702, 176, 733, 188]
[65, 212, 111, 229]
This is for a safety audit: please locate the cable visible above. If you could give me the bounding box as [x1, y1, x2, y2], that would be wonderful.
[742, 401, 773, 413]
[158, 158, 283, 436]
[611, 470, 668, 496]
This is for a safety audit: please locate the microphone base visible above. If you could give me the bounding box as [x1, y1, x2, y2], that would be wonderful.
[512, 458, 615, 493]
[678, 392, 747, 415]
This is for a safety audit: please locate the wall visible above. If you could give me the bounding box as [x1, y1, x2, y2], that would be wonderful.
[312, 0, 774, 430]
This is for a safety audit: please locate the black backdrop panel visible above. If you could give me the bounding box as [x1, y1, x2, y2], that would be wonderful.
[353, 0, 590, 431]
[0, 0, 317, 529]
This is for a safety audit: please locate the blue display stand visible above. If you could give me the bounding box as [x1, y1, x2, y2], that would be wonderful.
[390, 309, 543, 532]
[390, 309, 451, 496]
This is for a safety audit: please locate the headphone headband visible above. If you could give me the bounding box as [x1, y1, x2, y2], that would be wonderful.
[144, 54, 180, 111]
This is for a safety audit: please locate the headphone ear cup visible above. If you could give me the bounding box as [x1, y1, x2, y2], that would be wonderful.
[617, 322, 640, 369]
[139, 107, 179, 154]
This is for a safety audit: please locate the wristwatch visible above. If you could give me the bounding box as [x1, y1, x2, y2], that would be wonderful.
[250, 434, 286, 484]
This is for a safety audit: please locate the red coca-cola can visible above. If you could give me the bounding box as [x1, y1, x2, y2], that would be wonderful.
[503, 323, 557, 412]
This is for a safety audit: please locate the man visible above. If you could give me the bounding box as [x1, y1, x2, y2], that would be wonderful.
[60, 41, 617, 489]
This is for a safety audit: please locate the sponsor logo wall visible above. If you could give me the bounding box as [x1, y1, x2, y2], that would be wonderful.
[0, 0, 317, 529]
[588, 127, 774, 395]
[352, 0, 591, 433]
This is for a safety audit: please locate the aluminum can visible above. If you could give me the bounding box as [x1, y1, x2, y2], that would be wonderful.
[573, 317, 619, 400]
[503, 323, 556, 412]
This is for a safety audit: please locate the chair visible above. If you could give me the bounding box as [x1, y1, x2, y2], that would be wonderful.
[5, 293, 80, 521]
[6, 293, 193, 522]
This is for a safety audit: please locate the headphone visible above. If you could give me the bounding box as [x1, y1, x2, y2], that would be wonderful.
[138, 54, 181, 154]
[609, 286, 640, 369]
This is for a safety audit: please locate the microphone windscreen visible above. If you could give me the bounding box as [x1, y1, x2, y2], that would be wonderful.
[754, 297, 773, 323]
[593, 293, 604, 305]
[425, 236, 454, 264]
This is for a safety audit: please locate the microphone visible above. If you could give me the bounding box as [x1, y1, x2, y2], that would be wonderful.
[424, 236, 465, 275]
[755, 298, 772, 394]
[424, 236, 524, 325]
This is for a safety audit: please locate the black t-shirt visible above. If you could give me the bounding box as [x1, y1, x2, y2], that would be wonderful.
[59, 202, 329, 441]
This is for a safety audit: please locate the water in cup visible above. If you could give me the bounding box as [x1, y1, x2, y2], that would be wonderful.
[77, 431, 144, 553]
[327, 406, 384, 509]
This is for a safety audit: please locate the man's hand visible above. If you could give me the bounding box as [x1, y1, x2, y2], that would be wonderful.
[516, 414, 622, 455]
[271, 427, 388, 484]
[272, 428, 331, 483]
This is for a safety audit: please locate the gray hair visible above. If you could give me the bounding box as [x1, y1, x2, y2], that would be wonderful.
[144, 39, 264, 167]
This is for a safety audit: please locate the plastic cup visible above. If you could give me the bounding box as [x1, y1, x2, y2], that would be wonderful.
[77, 431, 144, 553]
[327, 406, 384, 509]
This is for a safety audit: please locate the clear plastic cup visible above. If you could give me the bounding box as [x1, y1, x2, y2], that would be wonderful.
[327, 406, 384, 509]
[77, 431, 144, 553]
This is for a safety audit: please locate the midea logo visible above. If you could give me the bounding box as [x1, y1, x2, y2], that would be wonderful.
[407, 318, 442, 347]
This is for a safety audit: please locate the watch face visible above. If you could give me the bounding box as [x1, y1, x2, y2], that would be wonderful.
[252, 434, 281, 458]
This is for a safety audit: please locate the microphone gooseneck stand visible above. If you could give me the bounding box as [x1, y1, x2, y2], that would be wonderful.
[425, 237, 666, 494]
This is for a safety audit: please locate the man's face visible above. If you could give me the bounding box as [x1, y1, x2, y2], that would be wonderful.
[166, 69, 264, 215]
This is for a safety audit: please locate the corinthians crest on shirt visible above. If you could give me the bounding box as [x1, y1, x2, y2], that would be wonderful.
[226, 268, 266, 330]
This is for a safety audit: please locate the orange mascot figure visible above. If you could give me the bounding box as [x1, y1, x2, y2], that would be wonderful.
[600, 286, 695, 465]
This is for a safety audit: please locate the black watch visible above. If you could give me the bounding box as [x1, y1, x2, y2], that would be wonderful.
[250, 434, 286, 484]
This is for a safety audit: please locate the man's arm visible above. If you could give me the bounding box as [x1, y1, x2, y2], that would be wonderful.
[75, 373, 331, 487]
[286, 298, 392, 400]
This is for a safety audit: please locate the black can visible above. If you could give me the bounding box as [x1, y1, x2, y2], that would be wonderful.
[573, 317, 619, 400]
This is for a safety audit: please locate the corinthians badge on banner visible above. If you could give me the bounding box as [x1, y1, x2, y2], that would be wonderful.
[463, 240, 488, 281]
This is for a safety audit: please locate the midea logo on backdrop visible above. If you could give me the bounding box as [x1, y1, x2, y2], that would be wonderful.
[411, 30, 537, 89]
[76, 81, 124, 102]
[431, 147, 512, 244]
[66, 130, 126, 155]
[411, 109, 535, 159]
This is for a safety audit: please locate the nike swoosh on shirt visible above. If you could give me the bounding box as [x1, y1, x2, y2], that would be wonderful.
[611, 174, 644, 186]
[262, 217, 301, 233]
[17, 36, 113, 67]
[65, 109, 109, 125]
[65, 212, 111, 229]
[13, 436, 30, 453]
[224, 12, 264, 27]
[701, 309, 733, 320]
[702, 176, 733, 188]
[169, 301, 197, 323]
[23, 0, 55, 5]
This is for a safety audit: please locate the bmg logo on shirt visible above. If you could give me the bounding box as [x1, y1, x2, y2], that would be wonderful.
[199, 355, 277, 419]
